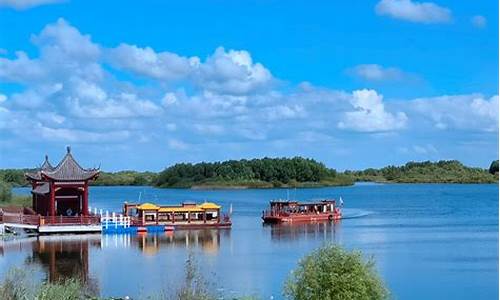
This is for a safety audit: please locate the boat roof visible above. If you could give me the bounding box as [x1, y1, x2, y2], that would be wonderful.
[134, 201, 221, 211]
[270, 199, 336, 206]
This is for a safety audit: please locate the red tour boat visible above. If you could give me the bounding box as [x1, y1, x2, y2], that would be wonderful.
[262, 199, 342, 223]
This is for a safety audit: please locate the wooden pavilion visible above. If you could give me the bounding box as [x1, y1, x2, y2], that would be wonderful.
[25, 146, 100, 218]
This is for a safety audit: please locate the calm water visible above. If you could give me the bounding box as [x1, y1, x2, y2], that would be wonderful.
[2, 184, 498, 299]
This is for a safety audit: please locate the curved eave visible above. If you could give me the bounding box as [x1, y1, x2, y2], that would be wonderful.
[41, 170, 100, 181]
[25, 172, 41, 181]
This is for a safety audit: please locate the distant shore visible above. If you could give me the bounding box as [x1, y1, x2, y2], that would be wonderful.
[1, 158, 498, 193]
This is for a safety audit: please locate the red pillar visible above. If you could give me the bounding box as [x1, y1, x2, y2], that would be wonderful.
[49, 182, 55, 219]
[83, 182, 89, 216]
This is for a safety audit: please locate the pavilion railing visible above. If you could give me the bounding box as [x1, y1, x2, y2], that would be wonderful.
[40, 215, 101, 226]
[0, 212, 100, 226]
[0, 212, 40, 225]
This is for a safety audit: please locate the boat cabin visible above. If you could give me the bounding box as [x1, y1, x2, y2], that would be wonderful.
[262, 199, 342, 223]
[269, 199, 337, 214]
[123, 201, 227, 226]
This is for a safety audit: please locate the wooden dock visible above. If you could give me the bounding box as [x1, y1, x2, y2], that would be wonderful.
[0, 212, 101, 234]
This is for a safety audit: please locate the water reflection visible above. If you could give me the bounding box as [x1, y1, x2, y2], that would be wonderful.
[0, 234, 101, 294]
[133, 229, 228, 255]
[0, 230, 228, 289]
[266, 221, 341, 242]
[28, 235, 100, 283]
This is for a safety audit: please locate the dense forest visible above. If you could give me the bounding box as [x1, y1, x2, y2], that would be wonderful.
[0, 158, 497, 191]
[346, 160, 498, 184]
[154, 157, 352, 188]
[0, 169, 158, 187]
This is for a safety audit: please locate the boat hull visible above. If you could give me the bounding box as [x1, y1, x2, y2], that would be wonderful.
[262, 213, 341, 224]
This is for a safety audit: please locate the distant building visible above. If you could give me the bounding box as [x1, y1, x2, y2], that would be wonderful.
[25, 146, 100, 217]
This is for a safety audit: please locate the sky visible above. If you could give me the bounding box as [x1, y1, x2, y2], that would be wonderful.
[0, 0, 498, 171]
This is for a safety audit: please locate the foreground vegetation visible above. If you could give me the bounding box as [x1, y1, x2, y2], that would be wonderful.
[0, 268, 96, 300]
[0, 158, 497, 192]
[0, 245, 388, 300]
[285, 245, 389, 300]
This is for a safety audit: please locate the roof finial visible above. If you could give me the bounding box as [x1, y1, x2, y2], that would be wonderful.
[45, 154, 49, 161]
[66, 145, 71, 154]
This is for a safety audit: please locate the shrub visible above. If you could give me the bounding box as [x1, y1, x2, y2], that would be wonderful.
[284, 245, 389, 300]
[0, 180, 12, 202]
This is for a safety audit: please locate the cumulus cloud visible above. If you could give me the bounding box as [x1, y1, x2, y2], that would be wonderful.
[0, 18, 497, 161]
[375, 0, 452, 24]
[0, 51, 46, 83]
[107, 44, 199, 81]
[349, 64, 406, 81]
[196, 47, 273, 95]
[410, 94, 499, 132]
[338, 89, 408, 132]
[471, 15, 487, 28]
[0, 0, 63, 10]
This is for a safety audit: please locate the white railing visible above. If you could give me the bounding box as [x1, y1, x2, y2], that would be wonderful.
[89, 205, 131, 229]
[101, 212, 131, 229]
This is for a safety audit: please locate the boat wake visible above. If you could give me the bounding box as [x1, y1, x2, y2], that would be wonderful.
[341, 209, 373, 219]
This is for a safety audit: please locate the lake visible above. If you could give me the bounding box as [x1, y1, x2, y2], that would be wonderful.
[1, 183, 498, 299]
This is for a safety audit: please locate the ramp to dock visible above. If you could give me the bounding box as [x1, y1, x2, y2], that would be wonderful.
[1, 213, 101, 234]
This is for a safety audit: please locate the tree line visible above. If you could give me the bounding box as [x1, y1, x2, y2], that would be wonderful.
[345, 160, 498, 183]
[0, 158, 497, 189]
[154, 157, 345, 188]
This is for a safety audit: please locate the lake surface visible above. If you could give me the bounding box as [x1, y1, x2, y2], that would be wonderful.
[2, 184, 498, 299]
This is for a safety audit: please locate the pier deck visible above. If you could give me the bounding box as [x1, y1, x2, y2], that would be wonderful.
[0, 213, 101, 234]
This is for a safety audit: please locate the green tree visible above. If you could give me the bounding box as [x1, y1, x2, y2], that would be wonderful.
[284, 245, 389, 300]
[489, 160, 499, 175]
[0, 181, 12, 202]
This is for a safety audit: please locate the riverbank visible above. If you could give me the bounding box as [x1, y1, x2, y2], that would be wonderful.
[1, 159, 497, 190]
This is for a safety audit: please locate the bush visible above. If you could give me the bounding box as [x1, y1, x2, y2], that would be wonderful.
[0, 180, 12, 202]
[284, 245, 389, 300]
[489, 160, 499, 175]
[0, 268, 93, 300]
[175, 253, 216, 300]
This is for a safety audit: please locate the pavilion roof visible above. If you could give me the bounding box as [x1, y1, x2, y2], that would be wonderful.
[25, 155, 55, 180]
[26, 147, 100, 182]
[32, 182, 50, 195]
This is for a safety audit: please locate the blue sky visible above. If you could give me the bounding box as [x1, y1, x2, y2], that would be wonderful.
[0, 0, 498, 171]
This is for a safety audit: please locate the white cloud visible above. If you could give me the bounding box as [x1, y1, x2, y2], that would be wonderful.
[410, 94, 499, 132]
[161, 92, 179, 107]
[0, 51, 46, 83]
[107, 44, 199, 81]
[349, 64, 405, 81]
[69, 92, 162, 119]
[0, 94, 6, 103]
[0, 17, 497, 161]
[338, 89, 408, 132]
[168, 138, 189, 150]
[375, 0, 452, 24]
[413, 144, 438, 154]
[33, 18, 100, 62]
[0, 0, 63, 10]
[38, 125, 130, 143]
[197, 47, 273, 95]
[193, 124, 225, 135]
[264, 104, 305, 121]
[471, 15, 487, 28]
